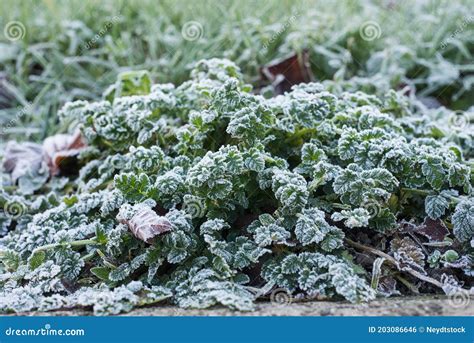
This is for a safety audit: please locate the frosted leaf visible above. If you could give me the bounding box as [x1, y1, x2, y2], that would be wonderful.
[254, 223, 291, 247]
[391, 237, 425, 273]
[452, 199, 474, 242]
[331, 208, 370, 228]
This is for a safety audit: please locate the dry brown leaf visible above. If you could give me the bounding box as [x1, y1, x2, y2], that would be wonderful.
[42, 130, 86, 175]
[416, 217, 449, 242]
[2, 141, 44, 183]
[3, 130, 87, 185]
[260, 50, 314, 94]
[391, 237, 426, 274]
[119, 206, 172, 243]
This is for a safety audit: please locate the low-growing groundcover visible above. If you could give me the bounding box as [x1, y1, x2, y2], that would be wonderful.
[0, 59, 473, 315]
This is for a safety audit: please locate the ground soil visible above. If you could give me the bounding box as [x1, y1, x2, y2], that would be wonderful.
[11, 295, 473, 316]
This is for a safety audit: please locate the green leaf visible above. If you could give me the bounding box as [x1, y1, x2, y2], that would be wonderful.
[370, 208, 397, 232]
[243, 148, 265, 172]
[421, 157, 446, 190]
[114, 172, 151, 202]
[442, 250, 459, 263]
[96, 225, 108, 244]
[271, 169, 308, 214]
[0, 249, 20, 272]
[90, 266, 111, 281]
[64, 195, 79, 207]
[338, 128, 359, 160]
[254, 223, 291, 247]
[331, 208, 370, 228]
[295, 208, 330, 245]
[28, 250, 46, 270]
[114, 70, 151, 99]
[109, 263, 131, 282]
[452, 199, 474, 242]
[425, 194, 449, 219]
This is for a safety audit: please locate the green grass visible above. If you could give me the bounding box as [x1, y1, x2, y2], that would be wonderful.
[0, 0, 473, 143]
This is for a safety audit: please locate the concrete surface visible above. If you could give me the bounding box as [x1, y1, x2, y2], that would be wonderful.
[12, 295, 473, 316]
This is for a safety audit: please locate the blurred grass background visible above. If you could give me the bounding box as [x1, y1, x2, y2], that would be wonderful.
[0, 0, 473, 143]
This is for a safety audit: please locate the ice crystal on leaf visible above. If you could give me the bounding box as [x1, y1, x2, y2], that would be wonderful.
[0, 58, 472, 314]
[452, 199, 474, 242]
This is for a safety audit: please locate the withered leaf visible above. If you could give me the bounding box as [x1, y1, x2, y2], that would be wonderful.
[3, 130, 86, 187]
[119, 206, 172, 243]
[260, 50, 314, 94]
[416, 217, 449, 242]
[442, 255, 471, 270]
[377, 276, 401, 297]
[42, 130, 86, 175]
[3, 141, 44, 183]
[391, 237, 426, 274]
[398, 220, 417, 233]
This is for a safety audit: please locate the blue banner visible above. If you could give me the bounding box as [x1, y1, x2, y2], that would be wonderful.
[0, 316, 472, 343]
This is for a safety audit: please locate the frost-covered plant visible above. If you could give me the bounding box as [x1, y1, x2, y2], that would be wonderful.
[0, 58, 472, 315]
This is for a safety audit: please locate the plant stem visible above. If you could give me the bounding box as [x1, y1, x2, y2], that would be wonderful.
[345, 238, 444, 289]
[33, 238, 98, 253]
[401, 188, 462, 204]
[81, 250, 97, 262]
[331, 203, 352, 210]
[400, 188, 433, 196]
[1, 186, 17, 192]
[96, 249, 117, 269]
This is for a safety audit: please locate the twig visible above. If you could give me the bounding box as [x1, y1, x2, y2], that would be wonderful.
[345, 238, 444, 289]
